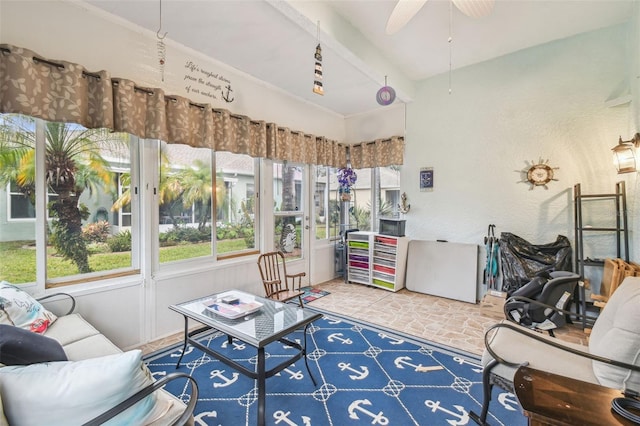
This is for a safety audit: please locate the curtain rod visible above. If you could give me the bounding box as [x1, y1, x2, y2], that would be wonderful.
[24, 50, 103, 80]
[0, 46, 101, 80]
[352, 136, 404, 147]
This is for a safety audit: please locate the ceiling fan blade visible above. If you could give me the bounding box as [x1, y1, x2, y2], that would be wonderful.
[385, 0, 428, 35]
[452, 0, 495, 19]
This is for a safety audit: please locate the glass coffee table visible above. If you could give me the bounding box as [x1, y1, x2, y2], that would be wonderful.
[170, 290, 322, 426]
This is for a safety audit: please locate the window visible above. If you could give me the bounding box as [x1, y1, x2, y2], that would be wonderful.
[377, 165, 401, 228]
[347, 166, 401, 232]
[350, 168, 372, 230]
[0, 114, 137, 286]
[158, 142, 213, 264]
[314, 166, 339, 240]
[115, 173, 132, 227]
[273, 162, 304, 259]
[8, 181, 35, 219]
[7, 181, 59, 221]
[215, 152, 258, 257]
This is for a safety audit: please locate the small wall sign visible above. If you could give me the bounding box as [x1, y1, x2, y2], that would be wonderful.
[420, 167, 434, 192]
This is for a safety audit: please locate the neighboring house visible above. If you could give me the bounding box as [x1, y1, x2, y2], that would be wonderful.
[0, 144, 257, 242]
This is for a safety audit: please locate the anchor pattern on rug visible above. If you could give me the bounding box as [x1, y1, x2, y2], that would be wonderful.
[194, 410, 217, 426]
[273, 410, 311, 426]
[145, 313, 526, 426]
[348, 399, 389, 425]
[425, 400, 470, 425]
[498, 392, 519, 411]
[209, 369, 239, 388]
[338, 361, 369, 380]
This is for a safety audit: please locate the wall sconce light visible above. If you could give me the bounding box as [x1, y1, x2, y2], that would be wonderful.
[612, 133, 640, 174]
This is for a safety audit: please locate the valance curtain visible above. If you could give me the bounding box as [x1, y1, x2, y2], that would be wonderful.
[0, 44, 402, 168]
[349, 136, 405, 168]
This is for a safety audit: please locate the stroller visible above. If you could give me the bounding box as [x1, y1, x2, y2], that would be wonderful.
[503, 270, 581, 335]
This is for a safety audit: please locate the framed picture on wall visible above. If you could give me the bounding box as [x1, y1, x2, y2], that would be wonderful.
[420, 167, 433, 192]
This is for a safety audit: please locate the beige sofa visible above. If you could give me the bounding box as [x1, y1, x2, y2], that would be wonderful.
[0, 292, 197, 426]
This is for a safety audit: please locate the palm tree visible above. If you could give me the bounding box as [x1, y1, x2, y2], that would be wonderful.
[0, 115, 116, 274]
[176, 159, 212, 230]
[113, 149, 216, 230]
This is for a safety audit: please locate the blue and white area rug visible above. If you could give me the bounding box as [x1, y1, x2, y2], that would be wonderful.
[144, 310, 525, 425]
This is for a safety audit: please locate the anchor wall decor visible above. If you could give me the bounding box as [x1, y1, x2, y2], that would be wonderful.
[222, 84, 234, 103]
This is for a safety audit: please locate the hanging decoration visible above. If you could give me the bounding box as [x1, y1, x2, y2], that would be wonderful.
[156, 0, 167, 82]
[337, 167, 357, 201]
[448, 0, 453, 94]
[376, 75, 396, 106]
[313, 21, 324, 96]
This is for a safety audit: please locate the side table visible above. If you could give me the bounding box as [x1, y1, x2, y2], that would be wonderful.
[514, 365, 635, 426]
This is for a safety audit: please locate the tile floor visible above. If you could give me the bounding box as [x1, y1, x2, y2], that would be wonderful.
[137, 278, 589, 357]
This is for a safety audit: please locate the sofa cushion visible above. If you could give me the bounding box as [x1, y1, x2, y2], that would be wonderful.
[0, 324, 67, 365]
[589, 277, 640, 392]
[482, 319, 597, 385]
[0, 350, 163, 426]
[0, 281, 57, 333]
[63, 333, 122, 361]
[42, 312, 100, 347]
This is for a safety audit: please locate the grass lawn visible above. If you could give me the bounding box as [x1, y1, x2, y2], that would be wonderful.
[1, 239, 249, 284]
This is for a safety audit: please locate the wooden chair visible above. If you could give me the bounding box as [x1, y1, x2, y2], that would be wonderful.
[257, 251, 306, 307]
[591, 258, 640, 308]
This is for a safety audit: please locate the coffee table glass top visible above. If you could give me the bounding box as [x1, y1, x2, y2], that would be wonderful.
[170, 290, 321, 347]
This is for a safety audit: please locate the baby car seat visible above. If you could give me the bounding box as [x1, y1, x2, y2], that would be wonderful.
[503, 270, 581, 333]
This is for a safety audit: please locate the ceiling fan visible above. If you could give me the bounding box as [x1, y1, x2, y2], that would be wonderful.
[385, 0, 495, 35]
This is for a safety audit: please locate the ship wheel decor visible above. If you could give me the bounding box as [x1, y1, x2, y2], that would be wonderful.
[519, 158, 559, 190]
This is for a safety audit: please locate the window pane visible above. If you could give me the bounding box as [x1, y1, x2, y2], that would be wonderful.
[274, 214, 302, 259]
[0, 115, 136, 284]
[314, 166, 340, 240]
[215, 152, 257, 256]
[159, 143, 213, 263]
[351, 168, 372, 231]
[273, 162, 304, 260]
[47, 124, 133, 280]
[10, 193, 35, 218]
[377, 165, 401, 222]
[0, 115, 37, 284]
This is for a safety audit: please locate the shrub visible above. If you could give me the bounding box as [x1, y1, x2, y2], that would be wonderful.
[159, 226, 211, 247]
[107, 230, 131, 252]
[243, 227, 255, 248]
[82, 221, 111, 243]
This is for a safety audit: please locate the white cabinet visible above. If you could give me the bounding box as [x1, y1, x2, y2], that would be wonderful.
[347, 231, 409, 292]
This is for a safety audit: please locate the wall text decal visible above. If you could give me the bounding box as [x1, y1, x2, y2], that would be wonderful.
[184, 60, 233, 102]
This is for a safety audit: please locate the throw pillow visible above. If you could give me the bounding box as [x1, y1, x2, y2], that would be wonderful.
[0, 350, 160, 426]
[0, 281, 57, 333]
[0, 324, 67, 365]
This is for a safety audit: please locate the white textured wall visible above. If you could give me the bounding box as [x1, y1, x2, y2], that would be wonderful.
[345, 103, 406, 142]
[402, 24, 638, 290]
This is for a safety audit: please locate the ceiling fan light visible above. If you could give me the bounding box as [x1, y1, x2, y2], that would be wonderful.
[452, 0, 495, 19]
[385, 0, 428, 35]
